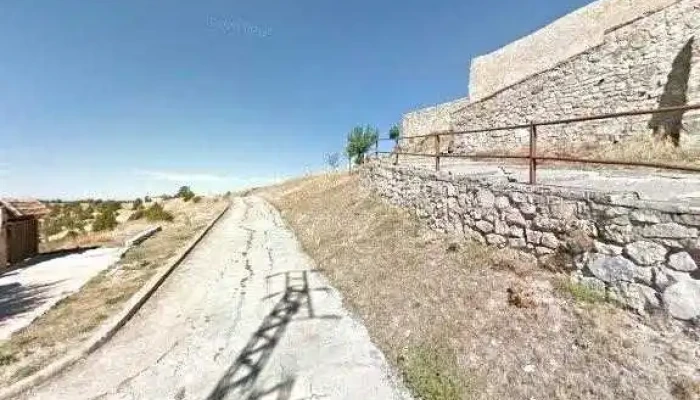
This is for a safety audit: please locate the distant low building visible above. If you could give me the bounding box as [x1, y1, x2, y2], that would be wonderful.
[0, 198, 50, 268]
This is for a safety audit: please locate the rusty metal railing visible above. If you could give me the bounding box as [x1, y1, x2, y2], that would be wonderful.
[374, 103, 700, 184]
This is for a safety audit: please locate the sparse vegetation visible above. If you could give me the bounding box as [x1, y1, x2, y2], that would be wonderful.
[554, 278, 607, 304]
[401, 344, 468, 400]
[144, 203, 174, 222]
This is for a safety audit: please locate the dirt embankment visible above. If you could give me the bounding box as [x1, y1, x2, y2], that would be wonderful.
[259, 173, 700, 400]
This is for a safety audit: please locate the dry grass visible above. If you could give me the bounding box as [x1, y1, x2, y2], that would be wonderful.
[259, 173, 700, 400]
[403, 133, 700, 172]
[539, 134, 700, 167]
[0, 197, 227, 386]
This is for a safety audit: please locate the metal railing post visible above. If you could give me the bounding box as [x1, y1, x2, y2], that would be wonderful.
[375, 137, 379, 160]
[394, 138, 399, 165]
[435, 134, 441, 171]
[529, 123, 537, 184]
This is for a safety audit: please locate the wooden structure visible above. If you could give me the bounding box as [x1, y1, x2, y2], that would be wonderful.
[0, 198, 49, 268]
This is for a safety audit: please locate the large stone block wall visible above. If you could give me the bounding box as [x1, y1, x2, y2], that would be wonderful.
[469, 0, 676, 101]
[402, 97, 469, 139]
[403, 0, 700, 152]
[362, 162, 700, 321]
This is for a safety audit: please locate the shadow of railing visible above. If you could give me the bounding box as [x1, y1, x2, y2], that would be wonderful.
[206, 270, 341, 400]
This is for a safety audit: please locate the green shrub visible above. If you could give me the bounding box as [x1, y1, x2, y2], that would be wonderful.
[176, 186, 195, 202]
[144, 203, 174, 222]
[192, 196, 202, 203]
[92, 210, 118, 231]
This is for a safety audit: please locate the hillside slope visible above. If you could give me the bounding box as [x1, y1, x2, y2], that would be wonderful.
[259, 172, 700, 400]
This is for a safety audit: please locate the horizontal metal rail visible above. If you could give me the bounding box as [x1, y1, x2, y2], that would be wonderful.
[373, 102, 700, 183]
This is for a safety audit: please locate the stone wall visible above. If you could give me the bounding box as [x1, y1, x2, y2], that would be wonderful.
[469, 0, 676, 101]
[402, 96, 469, 139]
[403, 0, 700, 152]
[362, 162, 700, 321]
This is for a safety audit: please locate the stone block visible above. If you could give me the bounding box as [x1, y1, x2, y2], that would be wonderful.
[623, 241, 667, 266]
[475, 220, 494, 234]
[663, 280, 700, 320]
[525, 229, 542, 245]
[504, 211, 527, 227]
[495, 196, 510, 210]
[585, 254, 636, 283]
[601, 224, 634, 245]
[641, 223, 698, 239]
[476, 189, 495, 208]
[630, 209, 661, 224]
[667, 251, 698, 272]
[486, 234, 507, 247]
[594, 241, 623, 255]
[541, 233, 559, 249]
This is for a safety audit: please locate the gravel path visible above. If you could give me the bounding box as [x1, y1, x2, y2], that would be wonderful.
[19, 196, 410, 400]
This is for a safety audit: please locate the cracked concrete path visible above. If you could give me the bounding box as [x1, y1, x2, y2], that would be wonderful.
[19, 196, 410, 400]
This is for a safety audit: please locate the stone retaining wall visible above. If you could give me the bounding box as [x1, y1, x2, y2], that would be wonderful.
[362, 162, 700, 321]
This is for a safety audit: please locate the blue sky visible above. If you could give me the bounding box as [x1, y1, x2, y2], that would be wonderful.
[0, 0, 592, 199]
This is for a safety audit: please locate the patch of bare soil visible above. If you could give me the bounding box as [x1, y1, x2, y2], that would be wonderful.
[259, 173, 700, 400]
[0, 197, 228, 386]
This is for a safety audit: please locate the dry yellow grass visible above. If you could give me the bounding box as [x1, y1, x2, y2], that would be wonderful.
[259, 173, 700, 400]
[403, 133, 700, 172]
[0, 198, 228, 386]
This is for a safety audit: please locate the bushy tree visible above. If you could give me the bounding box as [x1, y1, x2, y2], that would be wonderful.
[389, 124, 401, 140]
[176, 186, 195, 202]
[346, 125, 379, 165]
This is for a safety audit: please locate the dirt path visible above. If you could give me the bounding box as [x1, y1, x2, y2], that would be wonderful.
[18, 196, 410, 400]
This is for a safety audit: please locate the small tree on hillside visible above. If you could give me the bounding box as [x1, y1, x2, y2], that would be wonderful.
[346, 125, 379, 165]
[324, 152, 340, 169]
[176, 186, 195, 202]
[389, 124, 400, 140]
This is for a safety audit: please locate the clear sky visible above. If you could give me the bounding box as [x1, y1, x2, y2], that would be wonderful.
[0, 0, 593, 199]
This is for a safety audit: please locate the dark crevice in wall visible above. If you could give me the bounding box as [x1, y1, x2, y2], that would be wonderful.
[648, 37, 694, 146]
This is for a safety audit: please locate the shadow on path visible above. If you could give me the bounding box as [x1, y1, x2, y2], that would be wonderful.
[206, 270, 341, 400]
[0, 281, 58, 322]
